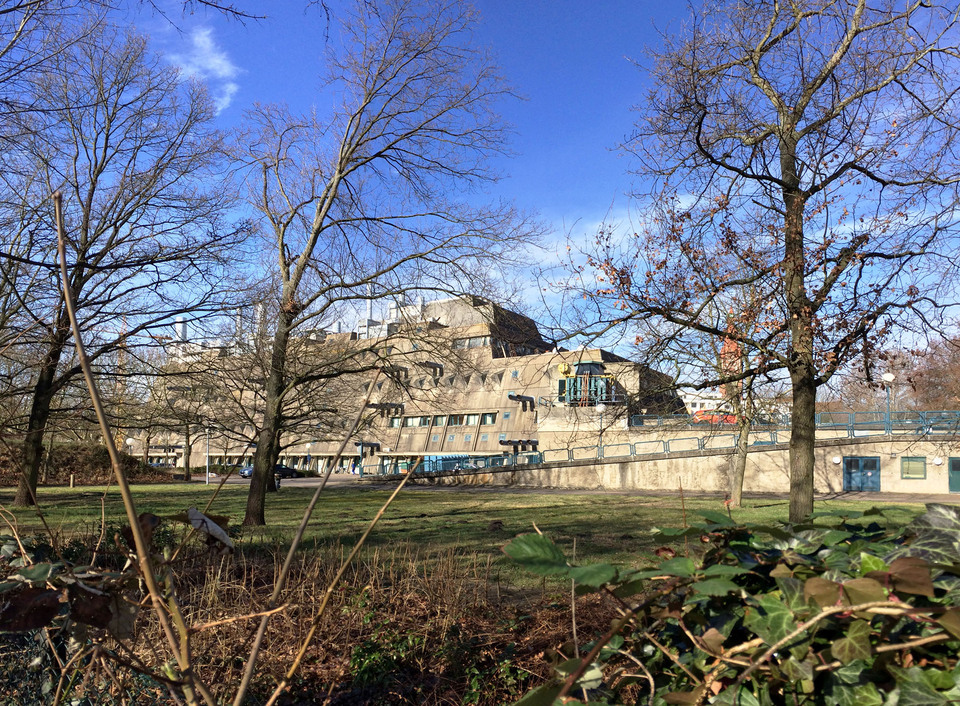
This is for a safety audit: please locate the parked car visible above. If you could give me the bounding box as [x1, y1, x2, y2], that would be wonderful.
[273, 464, 302, 479]
[692, 410, 738, 425]
[237, 464, 301, 479]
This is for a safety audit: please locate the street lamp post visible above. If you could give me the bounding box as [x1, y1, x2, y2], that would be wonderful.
[882, 372, 895, 435]
[205, 426, 210, 485]
[596, 403, 607, 459]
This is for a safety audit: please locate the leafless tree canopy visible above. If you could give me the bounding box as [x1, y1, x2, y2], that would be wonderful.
[0, 18, 245, 505]
[236, 0, 537, 525]
[577, 0, 960, 520]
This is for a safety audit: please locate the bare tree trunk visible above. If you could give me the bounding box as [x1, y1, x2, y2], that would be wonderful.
[243, 313, 291, 526]
[728, 377, 754, 508]
[789, 365, 817, 521]
[782, 143, 816, 522]
[14, 340, 65, 506]
[142, 431, 150, 466]
[182, 425, 192, 482]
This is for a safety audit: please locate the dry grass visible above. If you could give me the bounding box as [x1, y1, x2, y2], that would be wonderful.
[15, 539, 615, 705]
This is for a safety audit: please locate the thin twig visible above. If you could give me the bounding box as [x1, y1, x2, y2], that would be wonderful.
[53, 191, 212, 706]
[233, 369, 383, 706]
[264, 459, 421, 706]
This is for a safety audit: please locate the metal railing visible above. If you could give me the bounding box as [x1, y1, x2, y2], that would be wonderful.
[359, 410, 960, 476]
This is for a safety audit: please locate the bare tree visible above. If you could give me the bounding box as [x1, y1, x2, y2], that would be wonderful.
[1, 20, 244, 506]
[580, 0, 960, 521]
[235, 0, 536, 525]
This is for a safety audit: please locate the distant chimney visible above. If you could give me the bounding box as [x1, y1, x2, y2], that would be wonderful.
[175, 317, 187, 342]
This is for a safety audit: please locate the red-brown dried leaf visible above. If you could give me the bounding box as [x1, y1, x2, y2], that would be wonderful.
[0, 587, 61, 631]
[68, 584, 113, 628]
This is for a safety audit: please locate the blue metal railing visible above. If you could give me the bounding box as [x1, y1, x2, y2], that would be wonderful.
[360, 410, 960, 476]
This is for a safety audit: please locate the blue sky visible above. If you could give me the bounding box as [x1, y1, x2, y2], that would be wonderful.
[132, 1, 685, 246]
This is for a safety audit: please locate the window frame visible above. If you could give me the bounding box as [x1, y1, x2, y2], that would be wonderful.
[901, 456, 926, 480]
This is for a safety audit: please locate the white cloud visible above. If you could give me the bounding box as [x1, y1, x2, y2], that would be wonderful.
[168, 27, 240, 114]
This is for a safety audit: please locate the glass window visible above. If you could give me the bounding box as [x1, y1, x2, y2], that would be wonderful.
[433, 415, 446, 426]
[447, 434, 455, 442]
[466, 414, 479, 426]
[481, 412, 497, 425]
[420, 416, 431, 426]
[464, 434, 472, 442]
[499, 433, 506, 441]
[388, 417, 401, 428]
[901, 457, 926, 479]
[431, 434, 439, 442]
[402, 417, 419, 427]
[480, 433, 488, 442]
[448, 414, 465, 426]
[503, 412, 511, 420]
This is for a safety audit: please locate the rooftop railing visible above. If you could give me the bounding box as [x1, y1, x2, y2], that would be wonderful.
[359, 410, 960, 476]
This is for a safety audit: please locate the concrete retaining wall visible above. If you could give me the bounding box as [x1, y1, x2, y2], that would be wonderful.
[408, 435, 960, 497]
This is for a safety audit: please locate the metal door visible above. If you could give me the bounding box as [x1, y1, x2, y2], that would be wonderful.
[949, 458, 960, 493]
[843, 457, 881, 492]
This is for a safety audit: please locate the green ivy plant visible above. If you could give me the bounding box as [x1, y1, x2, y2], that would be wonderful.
[504, 504, 960, 705]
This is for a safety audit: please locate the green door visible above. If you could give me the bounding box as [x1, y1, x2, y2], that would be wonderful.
[950, 458, 960, 493]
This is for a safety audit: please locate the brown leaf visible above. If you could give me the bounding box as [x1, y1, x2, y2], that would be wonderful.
[936, 608, 960, 640]
[700, 627, 726, 653]
[68, 584, 113, 628]
[842, 578, 887, 608]
[119, 512, 162, 551]
[0, 587, 61, 631]
[804, 577, 843, 608]
[888, 557, 935, 597]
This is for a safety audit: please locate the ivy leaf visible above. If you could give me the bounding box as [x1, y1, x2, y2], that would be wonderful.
[711, 685, 760, 706]
[777, 576, 806, 611]
[859, 553, 888, 574]
[700, 627, 725, 653]
[503, 534, 568, 576]
[780, 655, 815, 681]
[691, 578, 740, 596]
[743, 594, 799, 652]
[832, 620, 873, 664]
[842, 577, 887, 606]
[568, 563, 616, 588]
[822, 661, 883, 706]
[887, 670, 952, 706]
[804, 576, 843, 608]
[555, 658, 603, 690]
[13, 563, 60, 584]
[769, 563, 794, 578]
[888, 557, 935, 597]
[823, 529, 853, 545]
[935, 608, 960, 640]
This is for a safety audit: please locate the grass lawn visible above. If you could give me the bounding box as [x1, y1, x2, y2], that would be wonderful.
[0, 481, 925, 579]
